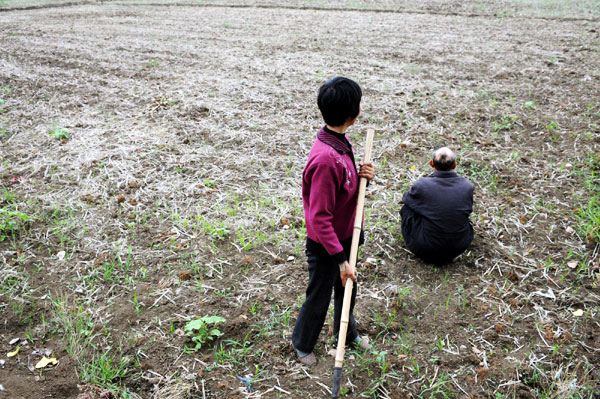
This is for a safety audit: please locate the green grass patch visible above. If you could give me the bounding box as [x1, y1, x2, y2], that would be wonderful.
[51, 295, 98, 358]
[0, 190, 31, 241]
[577, 196, 600, 243]
[79, 350, 132, 396]
[0, 208, 30, 241]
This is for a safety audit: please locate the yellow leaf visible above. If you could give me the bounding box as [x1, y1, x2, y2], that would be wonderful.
[573, 309, 584, 317]
[7, 346, 20, 357]
[35, 356, 58, 369]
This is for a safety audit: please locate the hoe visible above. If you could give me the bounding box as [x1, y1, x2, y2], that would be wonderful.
[331, 128, 375, 398]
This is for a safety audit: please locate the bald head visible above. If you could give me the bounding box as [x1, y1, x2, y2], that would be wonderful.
[432, 147, 456, 171]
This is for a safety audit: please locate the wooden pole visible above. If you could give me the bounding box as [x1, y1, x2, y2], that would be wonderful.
[331, 128, 375, 397]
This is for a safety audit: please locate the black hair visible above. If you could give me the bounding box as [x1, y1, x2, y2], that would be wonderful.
[317, 77, 362, 127]
[432, 148, 456, 171]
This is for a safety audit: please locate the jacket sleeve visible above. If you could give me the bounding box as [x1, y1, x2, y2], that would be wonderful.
[402, 181, 422, 211]
[306, 161, 346, 263]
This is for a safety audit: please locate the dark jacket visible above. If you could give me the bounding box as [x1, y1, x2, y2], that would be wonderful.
[400, 171, 474, 264]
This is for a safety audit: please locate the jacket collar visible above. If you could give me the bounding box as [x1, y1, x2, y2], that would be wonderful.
[429, 170, 458, 178]
[317, 126, 352, 154]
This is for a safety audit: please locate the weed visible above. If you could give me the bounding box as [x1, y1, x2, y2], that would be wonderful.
[434, 336, 444, 352]
[50, 127, 69, 140]
[370, 308, 387, 330]
[51, 295, 97, 359]
[361, 350, 397, 395]
[249, 301, 262, 316]
[493, 115, 519, 132]
[409, 354, 421, 376]
[0, 207, 30, 241]
[129, 291, 144, 315]
[213, 334, 255, 369]
[420, 372, 455, 398]
[576, 196, 599, 243]
[393, 287, 410, 310]
[193, 213, 230, 240]
[546, 121, 559, 131]
[203, 179, 216, 188]
[251, 305, 292, 338]
[79, 350, 130, 392]
[521, 362, 597, 399]
[440, 270, 450, 288]
[464, 163, 500, 191]
[184, 315, 226, 350]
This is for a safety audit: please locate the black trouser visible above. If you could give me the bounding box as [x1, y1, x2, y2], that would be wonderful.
[292, 244, 358, 354]
[401, 206, 473, 265]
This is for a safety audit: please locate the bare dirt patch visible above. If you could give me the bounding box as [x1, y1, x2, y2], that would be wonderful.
[1, 2, 599, 398]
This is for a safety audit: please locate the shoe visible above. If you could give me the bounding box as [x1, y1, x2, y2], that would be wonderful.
[293, 344, 317, 367]
[328, 336, 371, 358]
[353, 335, 371, 350]
[297, 352, 317, 366]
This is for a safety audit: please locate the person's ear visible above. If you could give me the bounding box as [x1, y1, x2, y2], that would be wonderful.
[450, 162, 457, 170]
[429, 160, 435, 169]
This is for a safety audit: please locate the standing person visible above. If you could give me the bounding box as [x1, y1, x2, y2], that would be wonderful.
[292, 77, 374, 366]
[400, 147, 474, 265]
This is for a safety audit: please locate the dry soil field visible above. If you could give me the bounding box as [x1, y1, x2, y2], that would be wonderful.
[1, 1, 599, 398]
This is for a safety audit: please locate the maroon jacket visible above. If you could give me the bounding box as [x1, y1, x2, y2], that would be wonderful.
[302, 127, 360, 264]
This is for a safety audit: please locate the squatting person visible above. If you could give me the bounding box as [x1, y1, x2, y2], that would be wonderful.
[292, 77, 374, 366]
[400, 147, 474, 265]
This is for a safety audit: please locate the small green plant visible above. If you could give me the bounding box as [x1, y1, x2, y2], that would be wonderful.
[546, 121, 559, 131]
[361, 350, 396, 395]
[434, 336, 444, 351]
[577, 196, 599, 243]
[149, 58, 159, 67]
[79, 350, 129, 391]
[184, 315, 226, 350]
[204, 179, 216, 188]
[50, 127, 69, 140]
[420, 372, 454, 398]
[394, 287, 410, 309]
[129, 291, 144, 315]
[51, 296, 97, 359]
[492, 115, 519, 132]
[0, 208, 30, 241]
[249, 301, 262, 316]
[409, 354, 421, 376]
